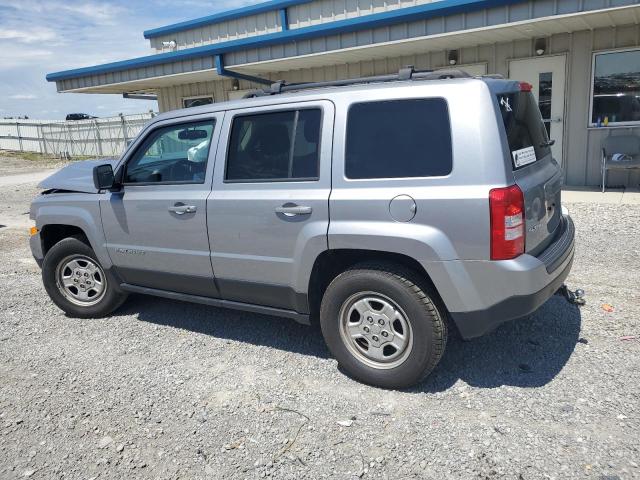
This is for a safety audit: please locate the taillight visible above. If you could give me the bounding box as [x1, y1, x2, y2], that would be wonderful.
[519, 82, 533, 92]
[489, 185, 525, 260]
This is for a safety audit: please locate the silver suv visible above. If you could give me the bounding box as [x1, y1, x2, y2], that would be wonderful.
[30, 69, 575, 388]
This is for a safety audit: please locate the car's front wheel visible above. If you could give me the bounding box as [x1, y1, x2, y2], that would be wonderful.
[42, 236, 127, 318]
[320, 263, 447, 389]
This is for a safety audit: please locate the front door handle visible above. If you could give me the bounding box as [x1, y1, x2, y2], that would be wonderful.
[275, 204, 313, 216]
[168, 203, 197, 215]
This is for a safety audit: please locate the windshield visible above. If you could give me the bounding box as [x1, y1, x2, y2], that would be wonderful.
[496, 91, 551, 169]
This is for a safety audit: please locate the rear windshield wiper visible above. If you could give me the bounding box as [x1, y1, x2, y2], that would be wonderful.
[540, 139, 556, 148]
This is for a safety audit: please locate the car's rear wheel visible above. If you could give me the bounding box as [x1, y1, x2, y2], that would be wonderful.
[320, 263, 447, 389]
[42, 236, 127, 318]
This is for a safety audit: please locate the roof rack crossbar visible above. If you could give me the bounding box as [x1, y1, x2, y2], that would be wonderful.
[250, 66, 472, 97]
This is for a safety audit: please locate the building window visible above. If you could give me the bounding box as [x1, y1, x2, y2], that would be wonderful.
[183, 96, 214, 108]
[345, 99, 452, 179]
[591, 49, 640, 126]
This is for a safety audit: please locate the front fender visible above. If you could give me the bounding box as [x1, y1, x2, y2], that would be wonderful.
[31, 194, 111, 268]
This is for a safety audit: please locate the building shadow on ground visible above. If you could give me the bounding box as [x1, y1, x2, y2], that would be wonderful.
[121, 293, 581, 392]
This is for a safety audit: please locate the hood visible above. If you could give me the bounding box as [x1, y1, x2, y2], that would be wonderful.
[38, 158, 119, 193]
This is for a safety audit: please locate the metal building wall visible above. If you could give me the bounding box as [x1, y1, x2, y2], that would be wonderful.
[156, 80, 229, 112]
[224, 0, 640, 66]
[56, 57, 217, 93]
[53, 0, 640, 92]
[149, 10, 282, 52]
[156, 24, 640, 187]
[287, 0, 443, 29]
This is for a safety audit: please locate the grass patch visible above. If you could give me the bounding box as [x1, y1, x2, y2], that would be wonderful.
[0, 149, 96, 164]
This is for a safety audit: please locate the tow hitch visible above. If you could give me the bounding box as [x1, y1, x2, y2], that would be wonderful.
[556, 284, 586, 306]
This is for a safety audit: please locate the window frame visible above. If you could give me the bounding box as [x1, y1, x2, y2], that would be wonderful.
[223, 106, 324, 184]
[589, 47, 640, 128]
[344, 97, 453, 181]
[182, 95, 214, 109]
[122, 118, 216, 187]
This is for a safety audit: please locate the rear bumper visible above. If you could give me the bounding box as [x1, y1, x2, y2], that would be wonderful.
[446, 214, 575, 339]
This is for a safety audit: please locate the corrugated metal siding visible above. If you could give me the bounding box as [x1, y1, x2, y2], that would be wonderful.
[56, 57, 216, 92]
[287, 0, 444, 29]
[225, 0, 640, 66]
[575, 25, 640, 188]
[150, 11, 281, 52]
[157, 24, 640, 187]
[156, 81, 229, 112]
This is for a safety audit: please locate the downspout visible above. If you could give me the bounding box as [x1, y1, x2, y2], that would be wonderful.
[279, 8, 289, 31]
[214, 55, 272, 86]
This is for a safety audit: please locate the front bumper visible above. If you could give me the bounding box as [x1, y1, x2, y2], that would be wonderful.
[30, 232, 44, 268]
[447, 214, 575, 339]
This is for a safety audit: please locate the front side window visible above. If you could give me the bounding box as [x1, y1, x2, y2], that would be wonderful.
[125, 120, 215, 184]
[345, 99, 452, 179]
[225, 109, 322, 182]
[591, 49, 640, 126]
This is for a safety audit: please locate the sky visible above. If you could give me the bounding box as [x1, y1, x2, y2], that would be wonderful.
[0, 0, 262, 120]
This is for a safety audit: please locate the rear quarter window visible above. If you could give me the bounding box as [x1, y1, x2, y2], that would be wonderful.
[345, 98, 452, 179]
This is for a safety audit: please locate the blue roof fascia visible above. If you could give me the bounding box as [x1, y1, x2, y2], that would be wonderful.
[48, 0, 525, 82]
[143, 0, 312, 39]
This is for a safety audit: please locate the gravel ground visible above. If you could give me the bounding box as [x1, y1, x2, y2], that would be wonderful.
[0, 175, 639, 479]
[0, 151, 69, 177]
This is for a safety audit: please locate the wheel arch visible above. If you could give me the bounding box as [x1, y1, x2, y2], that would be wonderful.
[307, 249, 444, 322]
[33, 201, 112, 268]
[40, 224, 90, 256]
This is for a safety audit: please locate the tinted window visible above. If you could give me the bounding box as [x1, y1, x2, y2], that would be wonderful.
[497, 91, 551, 168]
[345, 99, 452, 179]
[125, 120, 214, 184]
[225, 109, 321, 182]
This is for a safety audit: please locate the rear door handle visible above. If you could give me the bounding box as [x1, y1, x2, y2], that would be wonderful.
[275, 204, 313, 216]
[168, 203, 197, 215]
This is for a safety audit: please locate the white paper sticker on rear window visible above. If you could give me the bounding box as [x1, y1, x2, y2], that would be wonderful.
[512, 146, 537, 168]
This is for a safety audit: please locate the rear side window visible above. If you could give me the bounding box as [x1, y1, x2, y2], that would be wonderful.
[345, 99, 452, 179]
[497, 91, 551, 169]
[225, 109, 322, 182]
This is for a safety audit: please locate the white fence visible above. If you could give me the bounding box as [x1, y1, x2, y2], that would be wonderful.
[0, 112, 156, 157]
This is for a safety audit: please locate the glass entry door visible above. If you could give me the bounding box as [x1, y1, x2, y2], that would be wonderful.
[509, 55, 566, 167]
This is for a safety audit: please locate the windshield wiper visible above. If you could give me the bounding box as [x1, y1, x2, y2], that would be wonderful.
[540, 139, 556, 148]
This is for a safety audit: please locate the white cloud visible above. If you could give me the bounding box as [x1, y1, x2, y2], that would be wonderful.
[0, 0, 264, 119]
[1, 48, 54, 68]
[0, 27, 58, 43]
[2, 1, 124, 22]
[9, 94, 37, 99]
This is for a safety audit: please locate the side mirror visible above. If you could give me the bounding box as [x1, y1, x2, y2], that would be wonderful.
[93, 164, 115, 190]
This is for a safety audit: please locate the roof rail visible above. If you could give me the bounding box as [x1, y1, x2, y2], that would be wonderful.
[245, 66, 472, 97]
[481, 74, 505, 79]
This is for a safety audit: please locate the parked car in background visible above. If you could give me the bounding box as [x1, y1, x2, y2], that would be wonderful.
[30, 69, 575, 388]
[66, 113, 97, 121]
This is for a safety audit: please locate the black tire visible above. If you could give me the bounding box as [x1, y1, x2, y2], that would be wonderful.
[42, 236, 128, 318]
[320, 263, 447, 389]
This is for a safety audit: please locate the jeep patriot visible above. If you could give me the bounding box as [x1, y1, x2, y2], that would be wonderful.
[30, 69, 575, 388]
